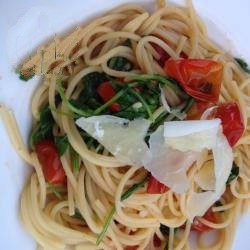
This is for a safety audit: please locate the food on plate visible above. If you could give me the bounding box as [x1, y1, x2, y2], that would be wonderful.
[1, 0, 250, 249]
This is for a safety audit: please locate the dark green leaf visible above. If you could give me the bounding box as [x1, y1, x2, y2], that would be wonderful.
[73, 208, 85, 221]
[123, 39, 132, 47]
[55, 135, 69, 156]
[160, 224, 178, 237]
[108, 57, 133, 72]
[57, 79, 91, 117]
[96, 175, 149, 245]
[226, 162, 239, 184]
[235, 58, 250, 73]
[29, 105, 54, 149]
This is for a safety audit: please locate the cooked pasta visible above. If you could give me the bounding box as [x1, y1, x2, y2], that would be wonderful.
[1, 0, 250, 249]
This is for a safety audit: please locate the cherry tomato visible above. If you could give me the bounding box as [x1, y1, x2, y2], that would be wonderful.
[216, 102, 244, 146]
[153, 234, 162, 247]
[150, 43, 170, 67]
[124, 246, 138, 250]
[187, 101, 214, 120]
[147, 176, 169, 194]
[191, 209, 217, 232]
[164, 59, 223, 103]
[35, 140, 66, 184]
[97, 81, 121, 112]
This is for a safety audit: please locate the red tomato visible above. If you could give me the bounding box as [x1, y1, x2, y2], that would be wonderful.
[216, 102, 244, 146]
[35, 140, 66, 184]
[164, 59, 223, 103]
[191, 209, 217, 232]
[151, 43, 170, 67]
[187, 101, 214, 120]
[124, 246, 138, 250]
[97, 81, 121, 112]
[147, 176, 169, 194]
[153, 234, 162, 247]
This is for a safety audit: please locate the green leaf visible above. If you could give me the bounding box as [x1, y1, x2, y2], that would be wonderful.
[54, 135, 69, 156]
[73, 208, 85, 221]
[57, 79, 91, 117]
[235, 58, 250, 73]
[75, 72, 109, 108]
[226, 162, 239, 184]
[29, 105, 54, 149]
[96, 175, 149, 245]
[48, 184, 63, 200]
[127, 88, 154, 121]
[70, 146, 80, 172]
[128, 74, 189, 100]
[160, 224, 178, 237]
[108, 57, 133, 72]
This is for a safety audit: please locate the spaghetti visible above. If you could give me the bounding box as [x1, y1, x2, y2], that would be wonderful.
[1, 0, 250, 249]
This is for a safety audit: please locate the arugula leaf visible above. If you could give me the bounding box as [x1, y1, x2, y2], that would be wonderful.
[73, 208, 85, 221]
[226, 162, 240, 184]
[57, 79, 91, 117]
[48, 184, 63, 200]
[96, 175, 149, 245]
[160, 224, 178, 237]
[235, 58, 250, 73]
[29, 105, 54, 149]
[108, 56, 133, 72]
[76, 72, 109, 106]
[123, 39, 132, 48]
[54, 135, 69, 156]
[70, 146, 80, 172]
[128, 75, 189, 100]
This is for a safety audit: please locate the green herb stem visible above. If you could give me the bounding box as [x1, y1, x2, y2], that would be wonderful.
[93, 88, 128, 115]
[57, 80, 91, 117]
[96, 175, 149, 245]
[128, 88, 154, 121]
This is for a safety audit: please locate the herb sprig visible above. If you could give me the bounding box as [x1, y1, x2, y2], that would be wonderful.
[96, 175, 149, 245]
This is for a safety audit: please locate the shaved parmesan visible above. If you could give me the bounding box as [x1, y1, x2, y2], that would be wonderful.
[194, 160, 216, 191]
[186, 130, 233, 221]
[164, 119, 220, 152]
[76, 115, 150, 167]
[144, 126, 199, 193]
[145, 119, 233, 220]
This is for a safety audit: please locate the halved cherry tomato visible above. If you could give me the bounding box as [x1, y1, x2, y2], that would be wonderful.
[35, 140, 66, 184]
[147, 176, 169, 194]
[151, 43, 170, 67]
[164, 59, 223, 103]
[97, 81, 121, 112]
[215, 102, 244, 147]
[191, 209, 217, 232]
[187, 101, 214, 120]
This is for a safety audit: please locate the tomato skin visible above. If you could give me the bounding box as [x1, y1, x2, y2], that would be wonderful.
[124, 246, 138, 250]
[151, 43, 170, 67]
[164, 59, 223, 103]
[153, 234, 162, 247]
[147, 176, 169, 194]
[216, 102, 244, 146]
[35, 140, 66, 184]
[191, 209, 217, 232]
[97, 81, 121, 112]
[187, 101, 214, 120]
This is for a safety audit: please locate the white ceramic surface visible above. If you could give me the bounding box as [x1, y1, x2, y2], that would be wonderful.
[0, 0, 250, 249]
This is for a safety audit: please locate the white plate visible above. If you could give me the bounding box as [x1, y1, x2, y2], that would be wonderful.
[0, 0, 250, 249]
